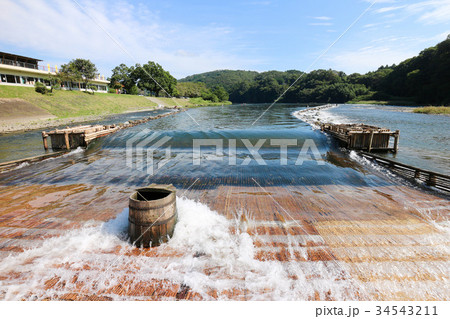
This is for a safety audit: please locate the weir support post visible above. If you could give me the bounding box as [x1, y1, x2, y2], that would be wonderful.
[368, 131, 374, 152]
[414, 170, 420, 179]
[393, 130, 400, 153]
[427, 174, 436, 187]
[42, 131, 48, 150]
[64, 132, 70, 150]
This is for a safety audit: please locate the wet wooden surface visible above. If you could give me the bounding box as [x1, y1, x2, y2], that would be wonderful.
[0, 182, 448, 300]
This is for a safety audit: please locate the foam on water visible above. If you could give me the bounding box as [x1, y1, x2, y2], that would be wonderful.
[4, 147, 85, 173]
[292, 104, 349, 129]
[349, 150, 450, 197]
[348, 153, 450, 236]
[348, 151, 397, 178]
[12, 162, 30, 170]
[0, 197, 358, 300]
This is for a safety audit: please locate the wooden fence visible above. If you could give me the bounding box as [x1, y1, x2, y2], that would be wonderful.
[0, 151, 68, 172]
[358, 151, 450, 194]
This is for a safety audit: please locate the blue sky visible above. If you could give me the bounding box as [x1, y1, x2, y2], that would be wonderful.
[1, 0, 449, 79]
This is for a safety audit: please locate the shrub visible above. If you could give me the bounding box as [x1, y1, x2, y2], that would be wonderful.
[88, 84, 98, 94]
[201, 91, 219, 102]
[34, 81, 48, 94]
[129, 85, 139, 95]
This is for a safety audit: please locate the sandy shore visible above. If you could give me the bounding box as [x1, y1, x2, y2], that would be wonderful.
[0, 107, 176, 134]
[0, 114, 114, 134]
[0, 97, 179, 134]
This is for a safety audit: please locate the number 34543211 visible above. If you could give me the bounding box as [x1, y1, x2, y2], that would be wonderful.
[375, 306, 437, 316]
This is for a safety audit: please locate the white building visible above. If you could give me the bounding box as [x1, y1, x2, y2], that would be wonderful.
[0, 52, 109, 93]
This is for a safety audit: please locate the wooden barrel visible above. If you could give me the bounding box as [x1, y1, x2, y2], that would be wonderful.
[128, 184, 177, 248]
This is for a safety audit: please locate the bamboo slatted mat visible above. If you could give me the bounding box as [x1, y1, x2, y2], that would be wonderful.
[0, 181, 448, 300]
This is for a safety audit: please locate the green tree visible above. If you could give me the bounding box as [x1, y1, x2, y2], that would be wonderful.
[132, 61, 177, 97]
[55, 68, 75, 90]
[111, 81, 123, 92]
[201, 91, 219, 102]
[59, 63, 81, 89]
[45, 74, 60, 93]
[179, 70, 259, 92]
[88, 84, 98, 94]
[212, 86, 229, 102]
[175, 82, 210, 98]
[324, 83, 356, 103]
[109, 64, 135, 93]
[174, 37, 450, 105]
[129, 85, 139, 95]
[60, 58, 98, 92]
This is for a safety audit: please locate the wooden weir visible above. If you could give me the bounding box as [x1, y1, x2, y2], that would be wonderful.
[41, 109, 184, 151]
[358, 151, 450, 194]
[0, 151, 68, 172]
[42, 124, 120, 150]
[0, 103, 449, 300]
[0, 181, 448, 300]
[321, 123, 400, 153]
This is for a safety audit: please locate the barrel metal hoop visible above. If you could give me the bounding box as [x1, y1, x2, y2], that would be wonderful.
[128, 211, 177, 227]
[129, 197, 176, 211]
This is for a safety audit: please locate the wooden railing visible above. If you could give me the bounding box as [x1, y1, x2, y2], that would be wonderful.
[358, 152, 450, 194]
[0, 151, 68, 172]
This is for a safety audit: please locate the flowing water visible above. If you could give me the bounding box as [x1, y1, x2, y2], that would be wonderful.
[308, 104, 450, 175]
[0, 109, 171, 163]
[0, 104, 448, 300]
[0, 104, 402, 187]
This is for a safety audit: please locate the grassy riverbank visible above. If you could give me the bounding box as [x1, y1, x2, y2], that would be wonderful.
[0, 86, 158, 118]
[153, 97, 231, 107]
[0, 85, 231, 133]
[412, 106, 450, 114]
[349, 98, 416, 106]
[0, 86, 230, 119]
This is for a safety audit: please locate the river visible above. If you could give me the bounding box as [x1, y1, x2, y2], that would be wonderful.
[1, 104, 405, 189]
[0, 104, 448, 300]
[316, 104, 449, 175]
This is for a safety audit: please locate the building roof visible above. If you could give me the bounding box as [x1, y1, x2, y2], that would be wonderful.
[0, 52, 42, 63]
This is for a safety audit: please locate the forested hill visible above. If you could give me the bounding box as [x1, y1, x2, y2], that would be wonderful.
[179, 70, 259, 92]
[380, 37, 450, 105]
[179, 38, 450, 106]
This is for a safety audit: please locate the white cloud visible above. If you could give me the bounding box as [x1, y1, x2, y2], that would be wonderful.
[407, 0, 450, 25]
[0, 0, 260, 78]
[245, 1, 271, 5]
[309, 22, 333, 26]
[325, 30, 449, 74]
[428, 30, 450, 42]
[375, 5, 406, 13]
[372, 0, 450, 25]
[326, 46, 417, 73]
[365, 0, 397, 2]
[313, 16, 333, 20]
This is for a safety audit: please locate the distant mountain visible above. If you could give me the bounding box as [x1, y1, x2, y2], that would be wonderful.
[179, 70, 259, 91]
[179, 38, 450, 105]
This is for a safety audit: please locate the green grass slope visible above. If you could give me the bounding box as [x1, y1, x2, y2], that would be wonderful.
[0, 86, 230, 119]
[413, 106, 450, 114]
[0, 86, 158, 118]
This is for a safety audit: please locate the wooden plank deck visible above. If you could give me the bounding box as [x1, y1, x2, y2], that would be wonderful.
[0, 182, 448, 300]
[42, 109, 185, 151]
[320, 123, 400, 152]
